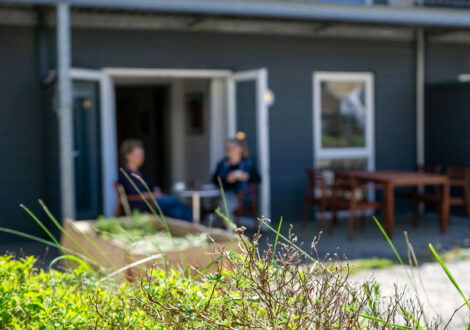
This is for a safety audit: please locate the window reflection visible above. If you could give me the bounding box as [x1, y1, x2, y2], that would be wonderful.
[320, 80, 366, 149]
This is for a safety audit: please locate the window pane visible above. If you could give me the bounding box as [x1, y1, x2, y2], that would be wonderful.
[320, 80, 366, 148]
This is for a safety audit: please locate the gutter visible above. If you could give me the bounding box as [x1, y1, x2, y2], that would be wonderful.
[4, 0, 470, 28]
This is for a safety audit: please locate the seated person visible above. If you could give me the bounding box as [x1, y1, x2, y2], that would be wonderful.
[118, 139, 193, 221]
[212, 137, 261, 219]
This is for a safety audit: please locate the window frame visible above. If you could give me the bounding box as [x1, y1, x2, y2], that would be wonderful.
[313, 71, 375, 171]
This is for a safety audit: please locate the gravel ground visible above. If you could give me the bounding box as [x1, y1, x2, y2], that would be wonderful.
[350, 258, 470, 329]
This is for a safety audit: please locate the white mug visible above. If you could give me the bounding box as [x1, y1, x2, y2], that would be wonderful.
[173, 182, 186, 191]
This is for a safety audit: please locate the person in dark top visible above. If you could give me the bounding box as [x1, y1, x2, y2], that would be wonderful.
[118, 139, 192, 221]
[212, 137, 261, 219]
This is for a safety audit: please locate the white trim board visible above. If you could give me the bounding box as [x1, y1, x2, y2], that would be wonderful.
[231, 68, 271, 217]
[70, 68, 118, 218]
[103, 68, 232, 79]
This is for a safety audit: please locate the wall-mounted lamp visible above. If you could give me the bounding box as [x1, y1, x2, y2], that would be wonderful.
[264, 89, 275, 106]
[236, 131, 246, 140]
[458, 74, 470, 82]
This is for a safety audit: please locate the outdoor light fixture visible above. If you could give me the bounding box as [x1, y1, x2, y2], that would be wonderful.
[236, 131, 246, 140]
[264, 89, 275, 106]
[458, 73, 470, 82]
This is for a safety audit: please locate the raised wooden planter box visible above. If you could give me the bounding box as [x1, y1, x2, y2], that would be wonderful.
[60, 217, 240, 279]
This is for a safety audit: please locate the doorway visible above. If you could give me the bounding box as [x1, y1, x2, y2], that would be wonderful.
[114, 79, 213, 192]
[116, 86, 170, 190]
[69, 68, 271, 219]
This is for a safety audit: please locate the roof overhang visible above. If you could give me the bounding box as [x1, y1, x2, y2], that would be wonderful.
[4, 0, 470, 29]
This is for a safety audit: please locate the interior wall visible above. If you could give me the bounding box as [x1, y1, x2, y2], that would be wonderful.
[182, 79, 211, 186]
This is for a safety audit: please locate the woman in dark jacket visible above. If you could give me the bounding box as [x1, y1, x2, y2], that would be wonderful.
[118, 139, 192, 221]
[212, 137, 261, 221]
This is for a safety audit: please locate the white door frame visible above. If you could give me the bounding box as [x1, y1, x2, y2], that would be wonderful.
[70, 68, 117, 218]
[313, 71, 375, 171]
[230, 68, 271, 217]
[69, 67, 271, 218]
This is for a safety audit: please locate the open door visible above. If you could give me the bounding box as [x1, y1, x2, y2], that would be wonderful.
[229, 68, 271, 217]
[70, 69, 118, 219]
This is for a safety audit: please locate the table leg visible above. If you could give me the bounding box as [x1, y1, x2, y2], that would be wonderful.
[383, 182, 395, 238]
[440, 181, 450, 234]
[192, 193, 201, 224]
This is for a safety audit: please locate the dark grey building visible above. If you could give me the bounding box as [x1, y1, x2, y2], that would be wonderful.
[2, 0, 470, 241]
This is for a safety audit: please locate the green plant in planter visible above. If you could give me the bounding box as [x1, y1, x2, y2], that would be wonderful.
[94, 211, 158, 238]
[93, 212, 210, 255]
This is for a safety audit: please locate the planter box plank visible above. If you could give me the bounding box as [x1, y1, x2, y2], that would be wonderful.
[60, 217, 240, 279]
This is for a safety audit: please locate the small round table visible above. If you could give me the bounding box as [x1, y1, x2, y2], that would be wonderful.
[174, 188, 221, 224]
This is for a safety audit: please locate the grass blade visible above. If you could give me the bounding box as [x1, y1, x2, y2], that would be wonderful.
[216, 177, 237, 232]
[195, 255, 224, 279]
[429, 243, 470, 311]
[359, 313, 413, 329]
[66, 220, 118, 269]
[20, 204, 60, 247]
[373, 216, 404, 266]
[120, 168, 172, 238]
[374, 217, 430, 328]
[271, 216, 283, 265]
[37, 200, 106, 267]
[257, 218, 323, 269]
[400, 307, 424, 330]
[131, 173, 172, 235]
[99, 253, 163, 282]
[49, 255, 92, 272]
[0, 227, 100, 269]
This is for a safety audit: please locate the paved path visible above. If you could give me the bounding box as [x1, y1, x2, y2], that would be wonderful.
[351, 259, 470, 329]
[258, 214, 470, 260]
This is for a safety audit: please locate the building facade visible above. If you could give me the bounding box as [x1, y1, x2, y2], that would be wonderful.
[2, 0, 470, 240]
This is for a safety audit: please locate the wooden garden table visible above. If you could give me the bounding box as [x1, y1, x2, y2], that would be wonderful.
[342, 170, 450, 238]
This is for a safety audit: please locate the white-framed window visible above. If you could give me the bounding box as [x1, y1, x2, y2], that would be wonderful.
[313, 71, 375, 172]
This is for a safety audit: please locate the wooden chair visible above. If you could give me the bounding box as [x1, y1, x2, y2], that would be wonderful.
[410, 166, 470, 226]
[397, 164, 442, 226]
[447, 166, 470, 224]
[329, 172, 383, 240]
[233, 183, 258, 228]
[302, 169, 331, 231]
[113, 182, 155, 217]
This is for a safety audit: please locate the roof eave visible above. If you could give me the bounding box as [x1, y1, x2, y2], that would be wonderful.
[4, 0, 470, 29]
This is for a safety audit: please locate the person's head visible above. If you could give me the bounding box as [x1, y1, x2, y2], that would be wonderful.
[120, 139, 145, 169]
[226, 137, 249, 163]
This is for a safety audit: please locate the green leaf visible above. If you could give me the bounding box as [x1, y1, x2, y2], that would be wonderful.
[373, 217, 404, 266]
[49, 255, 92, 273]
[429, 243, 470, 311]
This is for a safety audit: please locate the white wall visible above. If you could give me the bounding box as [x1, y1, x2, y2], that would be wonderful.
[183, 79, 211, 186]
[169, 78, 212, 187]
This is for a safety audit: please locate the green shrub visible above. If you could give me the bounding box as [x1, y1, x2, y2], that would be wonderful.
[0, 236, 437, 329]
[0, 185, 466, 328]
[0, 255, 158, 328]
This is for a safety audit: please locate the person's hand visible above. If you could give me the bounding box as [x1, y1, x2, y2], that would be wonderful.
[226, 171, 237, 183]
[153, 187, 164, 198]
[238, 171, 249, 182]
